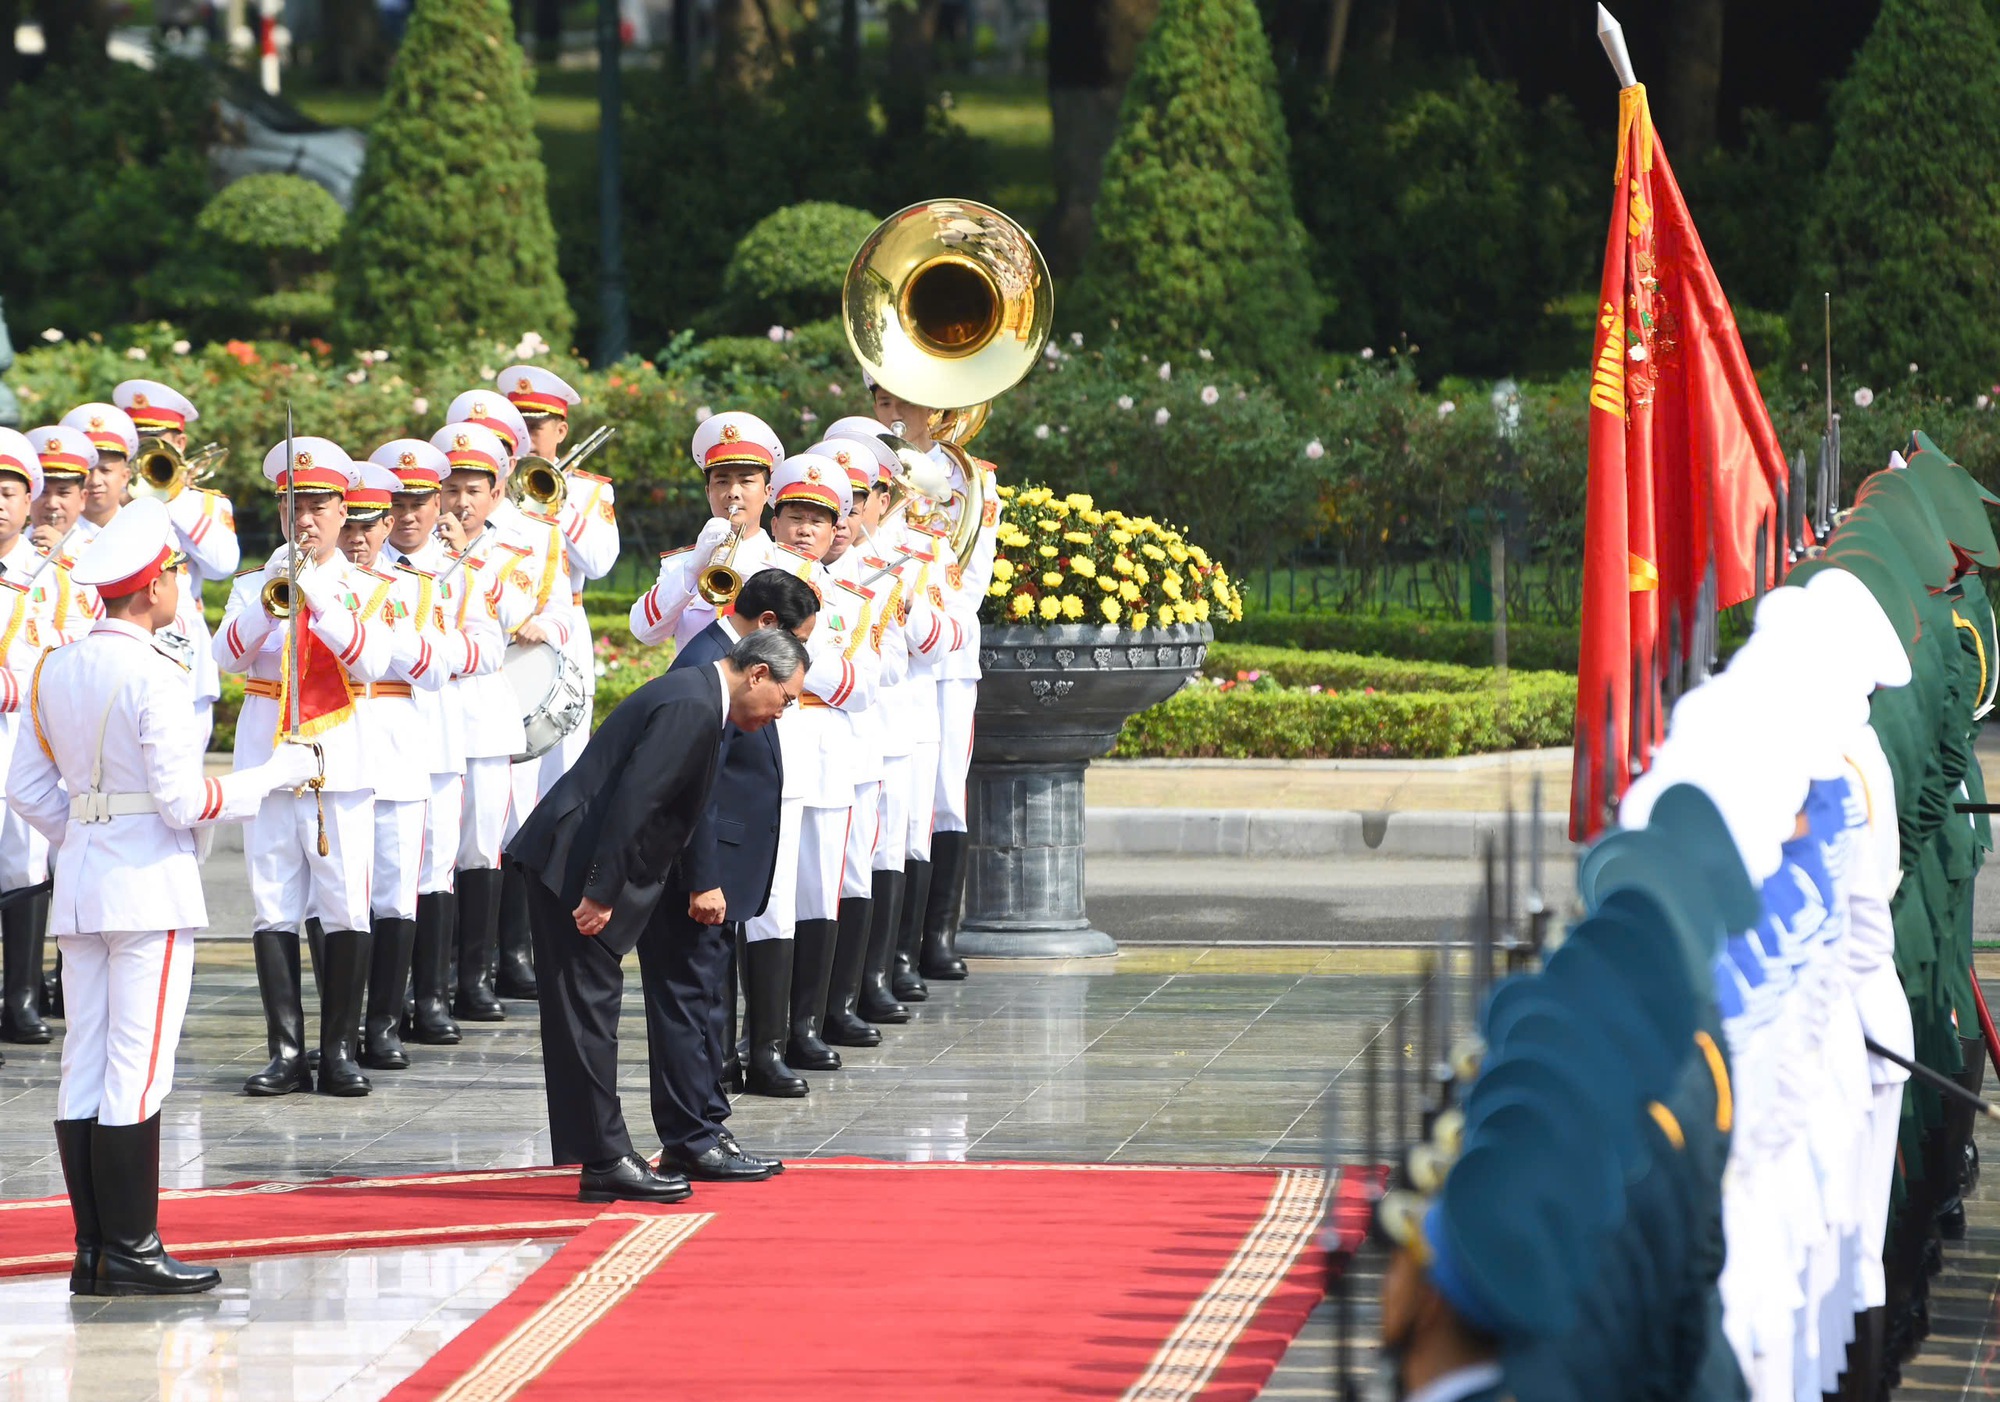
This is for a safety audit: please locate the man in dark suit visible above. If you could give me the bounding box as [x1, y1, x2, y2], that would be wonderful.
[506, 627, 809, 1203]
[645, 569, 820, 1178]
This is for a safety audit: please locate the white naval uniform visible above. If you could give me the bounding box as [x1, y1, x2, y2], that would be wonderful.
[7, 620, 302, 1124]
[898, 526, 972, 864]
[629, 526, 777, 651]
[215, 550, 394, 932]
[933, 453, 997, 834]
[550, 468, 618, 776]
[743, 553, 879, 942]
[488, 499, 583, 838]
[831, 541, 903, 899]
[352, 566, 442, 922]
[0, 536, 71, 892]
[384, 539, 503, 895]
[163, 488, 240, 747]
[449, 533, 533, 870]
[856, 527, 916, 877]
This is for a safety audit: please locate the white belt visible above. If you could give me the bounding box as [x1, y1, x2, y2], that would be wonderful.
[70, 792, 156, 824]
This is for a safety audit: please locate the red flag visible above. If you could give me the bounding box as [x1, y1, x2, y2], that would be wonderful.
[1572, 83, 1790, 840]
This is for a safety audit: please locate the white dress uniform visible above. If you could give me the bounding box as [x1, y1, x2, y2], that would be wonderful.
[58, 404, 139, 629]
[895, 520, 973, 865]
[0, 433, 70, 900]
[629, 411, 787, 650]
[931, 448, 998, 836]
[115, 380, 241, 749]
[213, 443, 393, 934]
[7, 501, 314, 1125]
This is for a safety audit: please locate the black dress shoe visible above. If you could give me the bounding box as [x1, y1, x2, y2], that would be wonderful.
[662, 1142, 774, 1182]
[578, 1154, 692, 1204]
[717, 1129, 784, 1174]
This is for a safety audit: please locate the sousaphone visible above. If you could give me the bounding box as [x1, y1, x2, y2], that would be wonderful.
[842, 199, 1053, 561]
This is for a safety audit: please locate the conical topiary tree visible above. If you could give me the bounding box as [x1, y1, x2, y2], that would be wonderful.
[1072, 0, 1319, 382]
[333, 0, 573, 355]
[1791, 0, 2000, 398]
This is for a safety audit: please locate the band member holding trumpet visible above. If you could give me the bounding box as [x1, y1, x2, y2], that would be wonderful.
[216, 440, 394, 1099]
[629, 412, 784, 651]
[431, 423, 537, 1021]
[379, 438, 506, 1046]
[9, 498, 320, 1296]
[114, 380, 240, 752]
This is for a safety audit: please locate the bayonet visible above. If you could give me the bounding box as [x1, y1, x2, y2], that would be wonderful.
[284, 402, 301, 741]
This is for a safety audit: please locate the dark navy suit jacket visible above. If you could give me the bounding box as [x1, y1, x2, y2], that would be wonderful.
[667, 621, 784, 920]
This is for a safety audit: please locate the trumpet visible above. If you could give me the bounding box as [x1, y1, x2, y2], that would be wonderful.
[130, 436, 226, 503]
[696, 517, 745, 606]
[507, 424, 619, 513]
[262, 575, 295, 619]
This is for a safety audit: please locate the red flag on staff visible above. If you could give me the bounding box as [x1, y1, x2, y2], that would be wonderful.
[1571, 81, 1791, 840]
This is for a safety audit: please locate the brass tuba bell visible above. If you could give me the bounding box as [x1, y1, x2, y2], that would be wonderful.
[507, 455, 567, 511]
[842, 199, 1052, 563]
[129, 436, 226, 503]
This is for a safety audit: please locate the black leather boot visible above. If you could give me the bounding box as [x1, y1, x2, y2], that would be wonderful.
[1937, 1034, 1985, 1240]
[824, 897, 881, 1047]
[409, 892, 461, 1044]
[920, 831, 970, 981]
[786, 918, 842, 1071]
[92, 1115, 220, 1295]
[453, 868, 506, 1021]
[54, 1117, 100, 1294]
[244, 929, 311, 1096]
[362, 917, 415, 1071]
[495, 860, 539, 1000]
[894, 858, 931, 1002]
[41, 947, 62, 1019]
[859, 870, 910, 1024]
[2, 889, 52, 1042]
[316, 930, 373, 1097]
[743, 938, 806, 1097]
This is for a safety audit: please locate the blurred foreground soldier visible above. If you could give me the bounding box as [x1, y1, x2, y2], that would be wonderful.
[115, 380, 239, 748]
[0, 430, 58, 1045]
[660, 568, 819, 1177]
[505, 626, 806, 1203]
[216, 440, 393, 1099]
[7, 499, 315, 1294]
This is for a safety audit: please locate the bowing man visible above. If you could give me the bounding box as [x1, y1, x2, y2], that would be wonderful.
[504, 626, 806, 1204]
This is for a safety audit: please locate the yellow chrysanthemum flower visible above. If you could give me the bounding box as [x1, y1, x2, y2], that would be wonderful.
[1118, 580, 1141, 603]
[1194, 598, 1211, 622]
[1141, 543, 1167, 561]
[1112, 555, 1134, 576]
[1038, 518, 1060, 533]
[1010, 592, 1034, 619]
[1065, 493, 1094, 511]
[1129, 609, 1149, 630]
[996, 484, 1015, 499]
[991, 558, 1014, 583]
[1109, 530, 1133, 546]
[1063, 531, 1091, 545]
[1162, 573, 1183, 600]
[1190, 546, 1210, 568]
[1069, 557, 1095, 577]
[1175, 602, 1197, 624]
[988, 581, 1008, 597]
[1098, 575, 1118, 592]
[1038, 545, 1059, 559]
[1101, 597, 1120, 623]
[1168, 544, 1189, 563]
[1038, 596, 1061, 621]
[1041, 571, 1064, 589]
[1059, 595, 1085, 620]
[1080, 510, 1104, 526]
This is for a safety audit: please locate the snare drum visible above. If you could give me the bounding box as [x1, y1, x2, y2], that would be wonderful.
[502, 641, 589, 761]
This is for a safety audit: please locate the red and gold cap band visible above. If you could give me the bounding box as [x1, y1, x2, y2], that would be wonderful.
[0, 454, 35, 483]
[775, 481, 842, 513]
[347, 483, 393, 511]
[507, 389, 569, 417]
[97, 544, 175, 599]
[271, 465, 350, 495]
[128, 407, 186, 431]
[703, 442, 776, 470]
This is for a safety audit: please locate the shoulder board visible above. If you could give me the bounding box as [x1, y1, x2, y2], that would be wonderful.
[528, 510, 560, 526]
[0, 577, 27, 596]
[659, 544, 694, 560]
[195, 486, 230, 499]
[395, 562, 437, 580]
[498, 542, 533, 558]
[907, 519, 947, 539]
[356, 566, 396, 582]
[568, 469, 611, 485]
[974, 459, 998, 473]
[862, 556, 890, 571]
[902, 544, 937, 564]
[837, 580, 874, 601]
[56, 556, 79, 571]
[233, 563, 264, 578]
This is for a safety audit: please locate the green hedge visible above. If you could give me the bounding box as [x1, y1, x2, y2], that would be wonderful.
[1219, 613, 1579, 672]
[1204, 643, 1569, 694]
[1113, 672, 1574, 759]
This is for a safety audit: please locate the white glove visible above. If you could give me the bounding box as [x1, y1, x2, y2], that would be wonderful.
[695, 515, 736, 552]
[265, 743, 321, 791]
[293, 560, 345, 617]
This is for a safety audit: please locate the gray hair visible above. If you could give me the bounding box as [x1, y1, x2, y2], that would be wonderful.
[729, 625, 809, 681]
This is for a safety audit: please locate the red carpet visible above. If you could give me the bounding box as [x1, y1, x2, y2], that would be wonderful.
[1, 1160, 1326, 1401]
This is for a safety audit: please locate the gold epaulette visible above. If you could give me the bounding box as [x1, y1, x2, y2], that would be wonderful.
[527, 509, 560, 525]
[837, 579, 875, 601]
[395, 562, 438, 580]
[498, 542, 533, 557]
[233, 564, 264, 578]
[568, 469, 611, 485]
[356, 565, 397, 582]
[660, 544, 694, 560]
[0, 577, 27, 595]
[907, 519, 947, 539]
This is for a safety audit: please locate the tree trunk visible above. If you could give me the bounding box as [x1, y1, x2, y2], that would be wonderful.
[1322, 0, 1354, 80]
[0, 0, 20, 104]
[1040, 0, 1159, 278]
[316, 0, 384, 87]
[1662, 0, 1724, 159]
[36, 0, 92, 67]
[1365, 0, 1397, 66]
[882, 0, 941, 143]
[715, 0, 797, 90]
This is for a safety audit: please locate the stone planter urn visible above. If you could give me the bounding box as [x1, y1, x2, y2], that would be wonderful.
[959, 621, 1213, 959]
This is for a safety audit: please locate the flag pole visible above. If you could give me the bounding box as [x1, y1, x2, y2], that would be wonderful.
[1597, 5, 1639, 89]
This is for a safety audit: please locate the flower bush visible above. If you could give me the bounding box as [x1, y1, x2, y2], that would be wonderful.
[981, 482, 1242, 631]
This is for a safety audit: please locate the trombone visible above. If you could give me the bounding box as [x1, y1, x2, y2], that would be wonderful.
[130, 436, 226, 503]
[508, 423, 618, 512]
